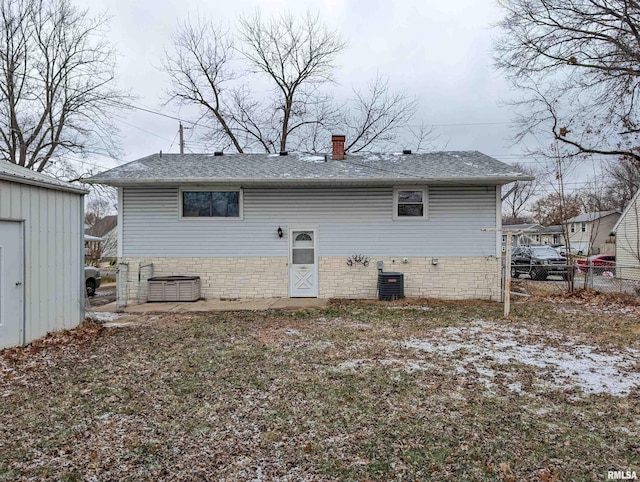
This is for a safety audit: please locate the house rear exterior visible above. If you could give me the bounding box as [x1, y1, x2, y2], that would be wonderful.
[87, 143, 530, 302]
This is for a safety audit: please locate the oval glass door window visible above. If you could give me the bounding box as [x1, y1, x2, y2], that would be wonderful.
[292, 231, 314, 264]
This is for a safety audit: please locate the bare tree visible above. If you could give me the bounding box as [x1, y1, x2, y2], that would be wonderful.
[343, 75, 418, 153]
[408, 122, 440, 154]
[164, 12, 420, 154]
[502, 162, 539, 222]
[494, 0, 640, 164]
[238, 11, 345, 153]
[603, 157, 640, 210]
[84, 189, 115, 230]
[163, 18, 244, 152]
[532, 192, 581, 227]
[0, 0, 128, 172]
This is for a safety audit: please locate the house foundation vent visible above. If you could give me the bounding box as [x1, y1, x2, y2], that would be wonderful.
[378, 272, 405, 301]
[148, 276, 201, 302]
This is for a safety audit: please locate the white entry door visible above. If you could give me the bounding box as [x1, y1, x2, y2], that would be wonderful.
[289, 229, 318, 297]
[0, 221, 24, 348]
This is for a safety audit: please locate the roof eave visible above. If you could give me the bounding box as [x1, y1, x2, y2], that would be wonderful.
[84, 175, 533, 187]
[611, 190, 640, 234]
[0, 172, 89, 194]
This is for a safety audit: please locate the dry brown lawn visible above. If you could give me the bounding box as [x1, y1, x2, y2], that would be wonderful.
[1, 297, 639, 481]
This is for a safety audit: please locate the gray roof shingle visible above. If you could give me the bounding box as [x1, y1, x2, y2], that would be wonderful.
[566, 210, 621, 223]
[85, 151, 533, 186]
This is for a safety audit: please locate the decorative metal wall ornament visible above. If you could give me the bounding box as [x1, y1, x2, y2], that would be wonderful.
[346, 254, 370, 267]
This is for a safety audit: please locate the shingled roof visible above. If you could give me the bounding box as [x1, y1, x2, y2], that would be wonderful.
[85, 151, 532, 187]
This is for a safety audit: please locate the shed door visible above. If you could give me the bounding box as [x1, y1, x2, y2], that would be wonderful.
[0, 221, 24, 348]
[289, 230, 318, 297]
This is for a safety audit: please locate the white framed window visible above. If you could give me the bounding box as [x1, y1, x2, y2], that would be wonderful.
[581, 222, 586, 232]
[179, 187, 243, 220]
[570, 223, 575, 233]
[393, 187, 427, 219]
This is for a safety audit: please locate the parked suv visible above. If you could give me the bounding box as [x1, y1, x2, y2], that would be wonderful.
[84, 266, 102, 297]
[511, 245, 571, 281]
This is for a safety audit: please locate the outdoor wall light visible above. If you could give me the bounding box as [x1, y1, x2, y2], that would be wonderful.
[432, 257, 439, 266]
[277, 226, 283, 238]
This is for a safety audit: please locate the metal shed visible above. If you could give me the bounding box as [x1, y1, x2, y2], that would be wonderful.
[0, 160, 87, 349]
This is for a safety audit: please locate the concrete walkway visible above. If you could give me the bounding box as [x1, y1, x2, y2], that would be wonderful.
[93, 298, 330, 313]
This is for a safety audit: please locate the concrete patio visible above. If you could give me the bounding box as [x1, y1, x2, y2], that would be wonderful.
[91, 297, 330, 314]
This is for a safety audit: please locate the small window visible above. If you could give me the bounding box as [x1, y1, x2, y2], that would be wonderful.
[581, 223, 586, 232]
[181, 189, 242, 218]
[571, 223, 575, 233]
[394, 187, 427, 218]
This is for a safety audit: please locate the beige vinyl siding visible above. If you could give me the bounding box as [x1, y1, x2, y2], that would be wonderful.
[122, 186, 498, 258]
[0, 179, 84, 344]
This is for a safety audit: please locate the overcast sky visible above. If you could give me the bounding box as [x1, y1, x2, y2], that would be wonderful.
[74, 0, 526, 169]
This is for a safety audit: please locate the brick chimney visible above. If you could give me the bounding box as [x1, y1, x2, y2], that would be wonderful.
[332, 135, 345, 160]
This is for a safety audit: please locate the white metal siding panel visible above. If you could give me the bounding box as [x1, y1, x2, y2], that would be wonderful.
[0, 179, 84, 344]
[123, 186, 497, 258]
[616, 196, 640, 272]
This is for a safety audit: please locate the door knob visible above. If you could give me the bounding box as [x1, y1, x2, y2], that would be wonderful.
[15, 281, 22, 286]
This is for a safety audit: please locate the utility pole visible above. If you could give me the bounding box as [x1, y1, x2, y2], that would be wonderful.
[179, 122, 184, 154]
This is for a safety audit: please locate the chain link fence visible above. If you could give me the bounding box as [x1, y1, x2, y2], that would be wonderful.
[503, 257, 640, 298]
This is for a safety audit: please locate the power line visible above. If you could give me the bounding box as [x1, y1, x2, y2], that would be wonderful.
[118, 119, 174, 143]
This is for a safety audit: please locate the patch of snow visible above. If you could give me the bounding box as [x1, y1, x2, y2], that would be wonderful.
[337, 359, 366, 370]
[386, 306, 432, 311]
[284, 329, 302, 337]
[507, 381, 523, 393]
[299, 155, 326, 163]
[402, 320, 640, 397]
[348, 323, 371, 329]
[103, 321, 139, 328]
[310, 341, 333, 350]
[85, 311, 123, 322]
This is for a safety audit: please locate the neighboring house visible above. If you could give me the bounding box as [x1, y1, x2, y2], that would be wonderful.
[612, 190, 640, 281]
[86, 137, 531, 302]
[0, 160, 87, 349]
[502, 224, 563, 250]
[566, 211, 621, 255]
[85, 215, 117, 262]
[84, 233, 103, 264]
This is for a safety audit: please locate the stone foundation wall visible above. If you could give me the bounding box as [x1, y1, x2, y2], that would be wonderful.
[119, 257, 288, 302]
[319, 256, 500, 300]
[119, 255, 500, 302]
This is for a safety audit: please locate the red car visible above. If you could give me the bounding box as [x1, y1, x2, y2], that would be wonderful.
[576, 255, 616, 275]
